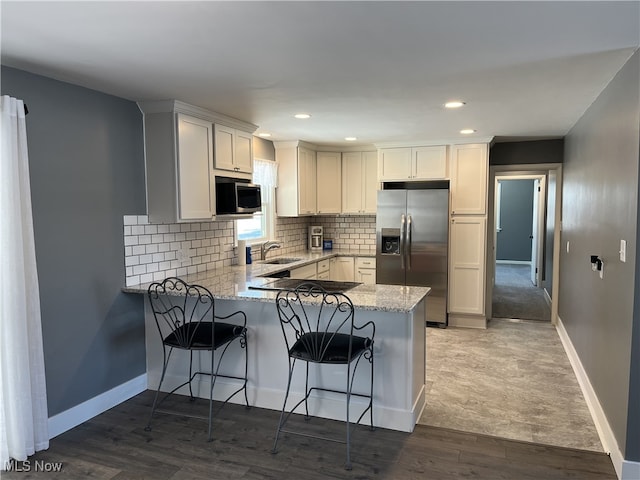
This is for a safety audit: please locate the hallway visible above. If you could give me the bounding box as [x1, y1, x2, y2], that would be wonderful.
[419, 319, 602, 452]
[492, 263, 551, 321]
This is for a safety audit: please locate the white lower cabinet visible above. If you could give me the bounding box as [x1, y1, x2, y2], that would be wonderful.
[291, 262, 317, 280]
[355, 257, 376, 284]
[317, 259, 330, 280]
[329, 257, 355, 282]
[448, 216, 486, 315]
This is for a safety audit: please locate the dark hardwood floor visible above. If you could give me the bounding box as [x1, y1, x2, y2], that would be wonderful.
[5, 390, 616, 479]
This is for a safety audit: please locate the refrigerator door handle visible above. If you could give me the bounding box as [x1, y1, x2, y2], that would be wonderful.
[407, 214, 412, 270]
[400, 214, 406, 269]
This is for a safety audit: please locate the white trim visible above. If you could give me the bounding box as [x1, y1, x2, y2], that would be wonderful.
[48, 374, 147, 439]
[556, 317, 623, 479]
[622, 460, 640, 480]
[543, 288, 552, 307]
[148, 371, 419, 433]
[496, 260, 531, 265]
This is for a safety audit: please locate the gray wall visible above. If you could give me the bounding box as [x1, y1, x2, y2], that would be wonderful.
[490, 139, 564, 165]
[1, 67, 147, 416]
[496, 179, 534, 261]
[560, 50, 639, 459]
[543, 171, 556, 296]
[253, 136, 275, 161]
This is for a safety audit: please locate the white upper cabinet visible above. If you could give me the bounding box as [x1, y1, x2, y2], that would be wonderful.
[176, 114, 214, 220]
[140, 110, 214, 223]
[342, 151, 377, 214]
[413, 146, 448, 179]
[275, 143, 317, 216]
[316, 152, 342, 214]
[450, 143, 488, 215]
[214, 124, 253, 174]
[378, 145, 448, 181]
[138, 100, 257, 223]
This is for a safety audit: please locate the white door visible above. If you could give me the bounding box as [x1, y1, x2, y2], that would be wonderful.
[530, 177, 546, 287]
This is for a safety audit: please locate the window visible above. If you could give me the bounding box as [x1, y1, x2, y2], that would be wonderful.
[236, 159, 277, 244]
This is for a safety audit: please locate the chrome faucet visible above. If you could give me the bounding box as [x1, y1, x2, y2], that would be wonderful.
[261, 240, 282, 259]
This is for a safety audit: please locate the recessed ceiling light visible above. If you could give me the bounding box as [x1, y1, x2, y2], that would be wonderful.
[294, 113, 311, 119]
[445, 101, 466, 109]
[345, 137, 357, 141]
[460, 129, 476, 134]
[257, 132, 271, 138]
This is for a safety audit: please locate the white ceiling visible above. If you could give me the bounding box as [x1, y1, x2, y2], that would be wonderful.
[1, 1, 638, 147]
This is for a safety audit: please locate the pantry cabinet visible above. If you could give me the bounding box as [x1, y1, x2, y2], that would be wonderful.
[342, 151, 378, 214]
[378, 145, 447, 181]
[316, 152, 342, 214]
[448, 216, 486, 315]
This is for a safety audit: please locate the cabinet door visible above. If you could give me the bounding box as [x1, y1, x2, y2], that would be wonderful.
[342, 152, 364, 214]
[449, 216, 486, 314]
[214, 124, 235, 171]
[291, 262, 317, 280]
[450, 144, 488, 215]
[234, 130, 253, 174]
[316, 152, 342, 214]
[176, 114, 213, 220]
[330, 257, 355, 281]
[413, 145, 447, 179]
[378, 148, 411, 181]
[298, 148, 317, 215]
[362, 151, 378, 213]
[356, 269, 376, 285]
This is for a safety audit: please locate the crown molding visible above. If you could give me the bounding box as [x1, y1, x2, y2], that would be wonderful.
[374, 136, 494, 149]
[137, 100, 258, 133]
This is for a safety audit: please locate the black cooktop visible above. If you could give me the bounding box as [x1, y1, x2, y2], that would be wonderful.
[250, 278, 362, 293]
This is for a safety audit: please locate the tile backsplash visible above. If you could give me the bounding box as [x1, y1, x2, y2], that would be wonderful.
[123, 214, 375, 286]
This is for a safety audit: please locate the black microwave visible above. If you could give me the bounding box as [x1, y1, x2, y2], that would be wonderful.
[215, 177, 261, 215]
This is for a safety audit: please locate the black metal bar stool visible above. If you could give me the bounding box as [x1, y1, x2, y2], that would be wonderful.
[271, 282, 375, 470]
[145, 277, 249, 441]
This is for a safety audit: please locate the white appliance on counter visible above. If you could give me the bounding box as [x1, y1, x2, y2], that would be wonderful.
[309, 225, 323, 251]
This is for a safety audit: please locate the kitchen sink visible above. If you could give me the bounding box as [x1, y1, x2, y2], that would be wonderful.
[260, 257, 302, 265]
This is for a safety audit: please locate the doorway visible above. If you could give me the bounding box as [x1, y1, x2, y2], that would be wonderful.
[487, 165, 562, 324]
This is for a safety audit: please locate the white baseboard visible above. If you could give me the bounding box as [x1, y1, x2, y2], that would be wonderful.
[622, 460, 640, 480]
[48, 374, 147, 439]
[543, 288, 552, 306]
[148, 371, 418, 433]
[496, 260, 531, 265]
[556, 317, 624, 479]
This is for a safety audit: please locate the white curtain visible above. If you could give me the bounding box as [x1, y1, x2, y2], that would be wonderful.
[252, 158, 277, 187]
[0, 96, 49, 468]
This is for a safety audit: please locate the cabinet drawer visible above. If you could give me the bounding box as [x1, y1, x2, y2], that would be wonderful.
[317, 259, 330, 273]
[355, 257, 376, 269]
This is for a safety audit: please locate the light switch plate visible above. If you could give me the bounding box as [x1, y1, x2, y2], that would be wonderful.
[620, 240, 626, 262]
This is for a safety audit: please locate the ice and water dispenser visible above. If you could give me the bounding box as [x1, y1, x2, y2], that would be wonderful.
[380, 228, 400, 255]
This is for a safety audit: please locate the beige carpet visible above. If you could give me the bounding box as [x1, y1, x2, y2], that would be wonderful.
[419, 319, 603, 452]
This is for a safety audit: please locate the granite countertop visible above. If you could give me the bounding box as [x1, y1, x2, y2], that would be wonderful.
[122, 249, 430, 313]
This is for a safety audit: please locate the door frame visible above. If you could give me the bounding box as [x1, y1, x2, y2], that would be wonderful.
[494, 174, 546, 287]
[486, 164, 563, 324]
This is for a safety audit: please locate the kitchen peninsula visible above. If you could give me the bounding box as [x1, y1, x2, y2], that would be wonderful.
[123, 250, 429, 433]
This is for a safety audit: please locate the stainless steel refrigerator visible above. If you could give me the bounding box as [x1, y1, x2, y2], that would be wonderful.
[376, 183, 449, 326]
